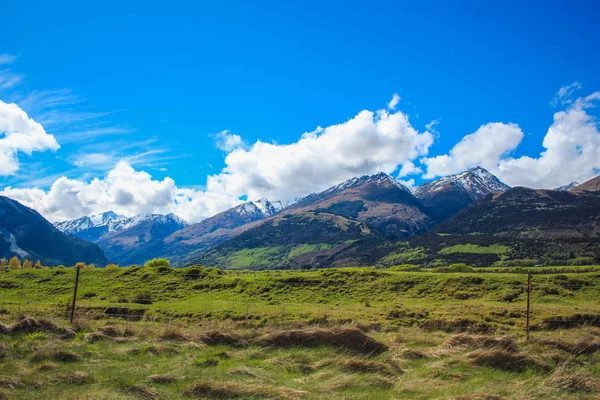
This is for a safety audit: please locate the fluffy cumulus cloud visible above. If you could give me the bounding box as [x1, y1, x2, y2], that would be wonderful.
[421, 122, 524, 179]
[422, 91, 600, 188]
[0, 100, 60, 175]
[2, 104, 434, 222]
[214, 130, 245, 152]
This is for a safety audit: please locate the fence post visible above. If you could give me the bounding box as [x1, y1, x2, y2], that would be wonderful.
[70, 266, 81, 324]
[526, 272, 532, 340]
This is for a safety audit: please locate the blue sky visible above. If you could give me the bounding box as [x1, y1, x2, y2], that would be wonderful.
[1, 0, 600, 222]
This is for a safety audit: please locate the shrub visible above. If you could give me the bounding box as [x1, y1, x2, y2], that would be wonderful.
[74, 262, 86, 270]
[106, 264, 120, 270]
[133, 291, 152, 304]
[567, 257, 594, 266]
[144, 258, 170, 269]
[389, 264, 421, 272]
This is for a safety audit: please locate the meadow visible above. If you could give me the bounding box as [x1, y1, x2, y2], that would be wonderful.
[0, 265, 599, 399]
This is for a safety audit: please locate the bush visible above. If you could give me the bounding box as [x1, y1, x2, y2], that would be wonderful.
[389, 264, 421, 272]
[144, 258, 170, 269]
[133, 291, 152, 304]
[106, 264, 120, 270]
[567, 257, 594, 266]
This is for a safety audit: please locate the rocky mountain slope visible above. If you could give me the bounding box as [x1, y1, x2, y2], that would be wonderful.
[183, 173, 435, 268]
[55, 212, 188, 242]
[433, 186, 600, 239]
[91, 198, 283, 265]
[413, 167, 511, 222]
[571, 175, 600, 192]
[555, 182, 580, 191]
[0, 196, 108, 266]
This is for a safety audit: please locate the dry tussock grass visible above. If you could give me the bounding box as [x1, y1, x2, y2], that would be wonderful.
[30, 349, 80, 363]
[148, 374, 177, 384]
[445, 334, 518, 352]
[450, 393, 506, 400]
[158, 327, 189, 341]
[313, 357, 404, 376]
[199, 331, 247, 347]
[0, 376, 21, 390]
[266, 353, 315, 374]
[256, 327, 387, 355]
[546, 363, 600, 393]
[465, 348, 548, 372]
[184, 380, 306, 400]
[120, 383, 161, 399]
[51, 371, 92, 385]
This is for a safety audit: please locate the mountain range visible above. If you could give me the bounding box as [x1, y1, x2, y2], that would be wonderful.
[2, 166, 599, 268]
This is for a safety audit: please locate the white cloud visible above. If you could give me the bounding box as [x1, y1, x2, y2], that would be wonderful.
[387, 93, 400, 110]
[421, 122, 524, 179]
[425, 118, 441, 133]
[422, 91, 600, 188]
[2, 102, 434, 222]
[398, 160, 422, 177]
[215, 130, 244, 152]
[551, 82, 582, 107]
[0, 54, 18, 65]
[0, 100, 60, 175]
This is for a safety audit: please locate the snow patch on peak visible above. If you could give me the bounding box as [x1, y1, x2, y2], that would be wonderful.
[554, 182, 580, 191]
[324, 172, 411, 195]
[414, 167, 510, 200]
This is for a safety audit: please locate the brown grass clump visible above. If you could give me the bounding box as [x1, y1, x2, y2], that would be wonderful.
[99, 326, 121, 337]
[547, 364, 600, 393]
[31, 350, 80, 363]
[82, 332, 110, 342]
[199, 331, 247, 347]
[0, 376, 21, 389]
[445, 334, 518, 352]
[148, 374, 177, 384]
[466, 349, 547, 372]
[266, 354, 314, 374]
[158, 327, 189, 341]
[422, 318, 494, 334]
[256, 327, 387, 355]
[399, 348, 428, 359]
[120, 383, 161, 399]
[8, 316, 75, 338]
[228, 367, 260, 378]
[0, 322, 10, 334]
[336, 358, 404, 376]
[451, 394, 506, 400]
[52, 371, 93, 385]
[184, 381, 305, 400]
[37, 361, 57, 372]
[534, 337, 600, 355]
[128, 345, 179, 356]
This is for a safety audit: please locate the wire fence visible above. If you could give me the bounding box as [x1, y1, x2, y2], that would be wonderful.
[1, 268, 599, 336]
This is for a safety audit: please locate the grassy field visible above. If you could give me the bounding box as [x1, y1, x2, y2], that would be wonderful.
[1, 266, 599, 399]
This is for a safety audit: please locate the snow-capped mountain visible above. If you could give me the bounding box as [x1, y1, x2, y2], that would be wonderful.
[414, 167, 510, 222]
[554, 182, 580, 191]
[322, 172, 411, 196]
[55, 212, 188, 243]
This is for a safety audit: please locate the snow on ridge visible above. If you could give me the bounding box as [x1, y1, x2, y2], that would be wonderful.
[554, 182, 580, 191]
[322, 172, 411, 195]
[414, 167, 510, 200]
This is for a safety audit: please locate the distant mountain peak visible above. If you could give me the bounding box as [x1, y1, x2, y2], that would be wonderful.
[323, 172, 411, 196]
[554, 181, 580, 191]
[55, 211, 188, 242]
[414, 167, 510, 200]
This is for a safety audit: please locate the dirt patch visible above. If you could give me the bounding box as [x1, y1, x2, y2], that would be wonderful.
[199, 331, 247, 347]
[466, 349, 548, 372]
[445, 334, 518, 352]
[256, 327, 388, 355]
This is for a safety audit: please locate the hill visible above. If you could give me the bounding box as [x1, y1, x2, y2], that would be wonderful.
[0, 196, 108, 266]
[571, 174, 600, 192]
